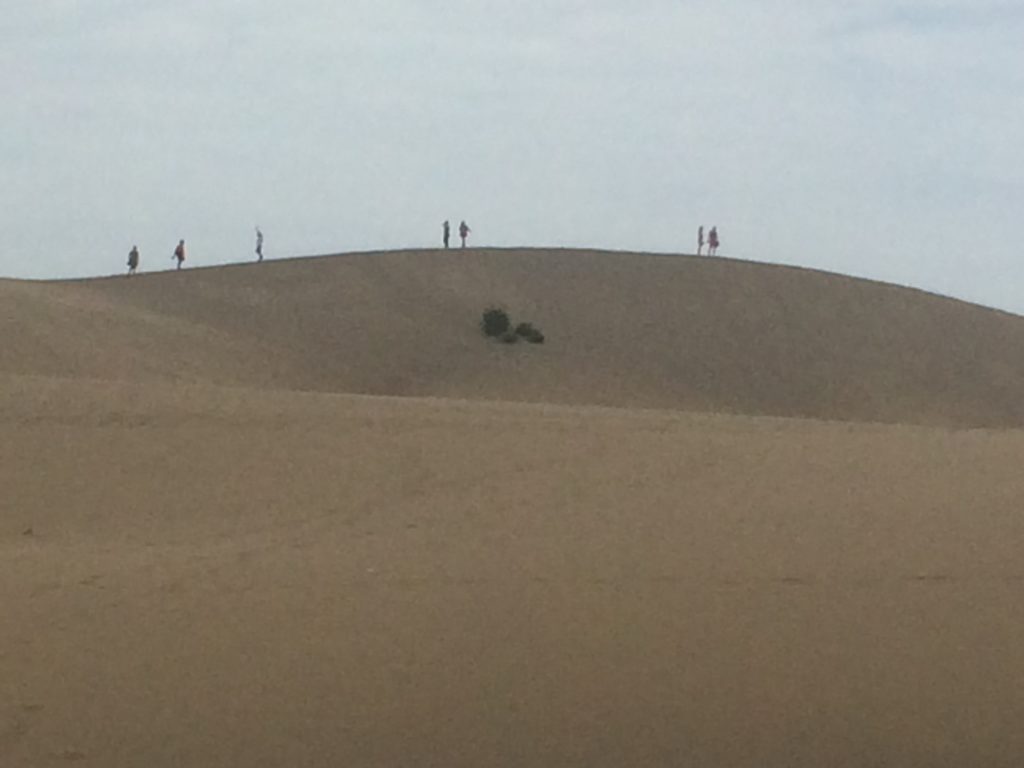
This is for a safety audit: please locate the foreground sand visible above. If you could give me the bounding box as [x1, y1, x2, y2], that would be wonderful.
[4, 375, 1024, 767]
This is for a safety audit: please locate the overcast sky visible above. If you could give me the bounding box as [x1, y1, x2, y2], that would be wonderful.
[2, 0, 1022, 311]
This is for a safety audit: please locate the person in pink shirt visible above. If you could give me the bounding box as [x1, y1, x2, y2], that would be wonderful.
[708, 226, 719, 256]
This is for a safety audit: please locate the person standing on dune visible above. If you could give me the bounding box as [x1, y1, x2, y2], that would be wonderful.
[127, 245, 139, 276]
[442, 220, 450, 249]
[255, 227, 264, 262]
[697, 225, 705, 256]
[173, 239, 186, 270]
[708, 226, 719, 256]
[459, 220, 471, 248]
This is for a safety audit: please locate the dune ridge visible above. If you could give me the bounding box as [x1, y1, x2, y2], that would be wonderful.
[4, 248, 1024, 427]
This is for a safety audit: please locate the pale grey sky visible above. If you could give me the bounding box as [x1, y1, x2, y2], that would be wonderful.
[2, 1, 1022, 311]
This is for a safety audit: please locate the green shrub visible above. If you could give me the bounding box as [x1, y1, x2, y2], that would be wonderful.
[481, 308, 544, 344]
[514, 322, 545, 344]
[481, 307, 511, 337]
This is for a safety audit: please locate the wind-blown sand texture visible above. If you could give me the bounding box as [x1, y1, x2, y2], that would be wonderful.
[3, 249, 1024, 767]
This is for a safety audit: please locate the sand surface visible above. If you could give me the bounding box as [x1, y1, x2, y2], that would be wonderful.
[5, 248, 1024, 426]
[3, 250, 1024, 766]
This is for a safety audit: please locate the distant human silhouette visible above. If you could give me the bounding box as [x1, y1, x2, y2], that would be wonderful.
[173, 239, 186, 270]
[127, 245, 139, 276]
[459, 220, 471, 248]
[442, 220, 450, 249]
[697, 225, 705, 256]
[255, 227, 263, 262]
[708, 226, 719, 256]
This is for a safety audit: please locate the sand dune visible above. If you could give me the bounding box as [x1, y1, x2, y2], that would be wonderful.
[3, 250, 1024, 766]
[4, 248, 1024, 427]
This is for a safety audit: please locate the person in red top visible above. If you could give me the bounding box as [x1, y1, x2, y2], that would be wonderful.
[708, 227, 719, 256]
[459, 220, 471, 248]
[173, 239, 186, 270]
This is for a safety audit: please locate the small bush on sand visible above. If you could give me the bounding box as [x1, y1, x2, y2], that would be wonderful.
[481, 307, 511, 338]
[514, 322, 545, 344]
[481, 307, 544, 345]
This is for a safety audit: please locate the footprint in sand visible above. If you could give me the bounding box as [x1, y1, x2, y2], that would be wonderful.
[910, 573, 954, 583]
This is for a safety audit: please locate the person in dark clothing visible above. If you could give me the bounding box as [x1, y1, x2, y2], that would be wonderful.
[127, 245, 139, 275]
[442, 220, 450, 249]
[173, 239, 186, 270]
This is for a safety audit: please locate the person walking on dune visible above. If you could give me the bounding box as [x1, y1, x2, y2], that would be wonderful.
[708, 226, 719, 256]
[173, 239, 186, 270]
[459, 220, 471, 248]
[127, 245, 139, 276]
[255, 227, 264, 262]
[442, 220, 450, 249]
[697, 225, 705, 256]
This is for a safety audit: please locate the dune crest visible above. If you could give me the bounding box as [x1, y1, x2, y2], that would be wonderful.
[3, 248, 1024, 427]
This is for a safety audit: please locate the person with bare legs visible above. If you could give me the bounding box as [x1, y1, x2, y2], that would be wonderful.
[255, 227, 263, 262]
[697, 225, 704, 256]
[127, 245, 139, 276]
[708, 226, 719, 256]
[459, 220, 471, 248]
[173, 239, 186, 270]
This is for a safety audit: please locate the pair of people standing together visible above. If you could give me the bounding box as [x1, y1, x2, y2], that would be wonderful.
[442, 220, 471, 248]
[697, 226, 719, 256]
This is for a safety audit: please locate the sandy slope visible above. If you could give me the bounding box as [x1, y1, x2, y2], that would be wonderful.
[3, 379, 1024, 766]
[4, 248, 1024, 427]
[3, 251, 1024, 766]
